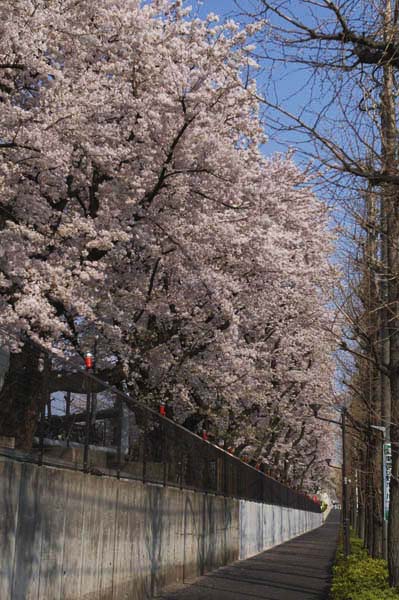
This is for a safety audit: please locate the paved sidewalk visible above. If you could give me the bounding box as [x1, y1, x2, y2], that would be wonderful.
[159, 510, 340, 600]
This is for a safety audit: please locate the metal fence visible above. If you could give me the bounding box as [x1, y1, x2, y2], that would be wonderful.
[0, 349, 320, 514]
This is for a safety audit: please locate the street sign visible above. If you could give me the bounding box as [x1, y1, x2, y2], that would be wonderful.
[384, 442, 392, 521]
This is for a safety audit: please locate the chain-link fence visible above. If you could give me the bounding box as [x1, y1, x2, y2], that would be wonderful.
[0, 347, 320, 513]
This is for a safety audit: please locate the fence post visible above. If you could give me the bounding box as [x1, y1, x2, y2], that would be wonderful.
[38, 401, 45, 466]
[116, 398, 123, 479]
[142, 415, 147, 483]
[83, 382, 91, 472]
[38, 351, 50, 467]
[65, 391, 71, 448]
[223, 452, 228, 496]
[202, 442, 207, 492]
[178, 434, 184, 489]
[162, 420, 167, 486]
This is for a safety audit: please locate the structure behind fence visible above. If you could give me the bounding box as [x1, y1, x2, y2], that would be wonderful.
[0, 348, 320, 514]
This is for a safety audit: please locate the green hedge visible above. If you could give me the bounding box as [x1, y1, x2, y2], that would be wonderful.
[331, 533, 399, 600]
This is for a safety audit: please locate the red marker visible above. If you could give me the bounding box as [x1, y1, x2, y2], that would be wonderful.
[84, 351, 94, 370]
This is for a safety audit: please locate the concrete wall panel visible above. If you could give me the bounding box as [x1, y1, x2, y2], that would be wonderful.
[37, 467, 68, 600]
[111, 479, 137, 600]
[60, 470, 85, 600]
[182, 490, 203, 582]
[12, 462, 44, 600]
[0, 458, 21, 599]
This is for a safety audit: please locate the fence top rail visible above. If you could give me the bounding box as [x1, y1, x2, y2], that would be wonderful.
[82, 369, 318, 500]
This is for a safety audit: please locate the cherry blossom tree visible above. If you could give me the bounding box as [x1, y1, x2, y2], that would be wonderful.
[0, 0, 336, 489]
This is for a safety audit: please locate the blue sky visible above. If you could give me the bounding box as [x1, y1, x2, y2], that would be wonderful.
[190, 1, 346, 165]
[193, 1, 237, 18]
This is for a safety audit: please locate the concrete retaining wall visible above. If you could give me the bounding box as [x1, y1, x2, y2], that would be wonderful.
[0, 456, 321, 600]
[239, 500, 323, 559]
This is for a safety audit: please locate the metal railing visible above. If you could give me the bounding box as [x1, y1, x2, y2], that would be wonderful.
[0, 349, 320, 513]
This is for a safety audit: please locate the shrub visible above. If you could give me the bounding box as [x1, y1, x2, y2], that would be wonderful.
[330, 532, 399, 600]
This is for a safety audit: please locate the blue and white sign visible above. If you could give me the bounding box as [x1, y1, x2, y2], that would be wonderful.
[384, 442, 392, 521]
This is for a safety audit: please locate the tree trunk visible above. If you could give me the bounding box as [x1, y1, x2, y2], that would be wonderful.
[372, 459, 383, 558]
[365, 436, 374, 553]
[381, 1, 399, 581]
[365, 188, 383, 557]
[386, 190, 399, 584]
[357, 500, 366, 540]
[380, 194, 391, 559]
[0, 341, 48, 450]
